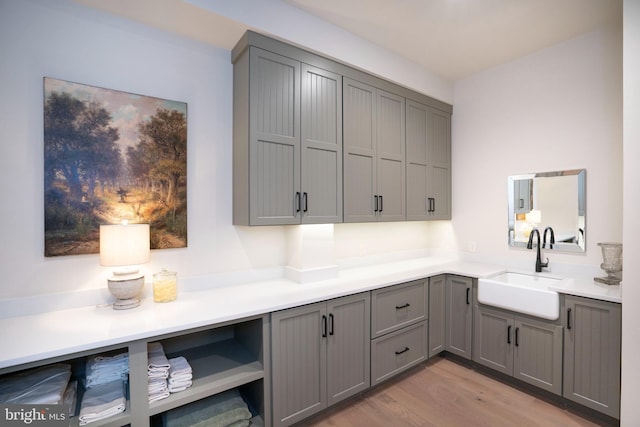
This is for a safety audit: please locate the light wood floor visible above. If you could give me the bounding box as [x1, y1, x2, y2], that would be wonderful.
[297, 357, 610, 427]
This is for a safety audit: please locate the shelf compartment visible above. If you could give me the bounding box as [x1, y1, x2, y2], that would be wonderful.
[148, 338, 264, 416]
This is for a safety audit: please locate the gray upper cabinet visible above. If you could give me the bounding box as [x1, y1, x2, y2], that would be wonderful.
[406, 101, 451, 220]
[271, 292, 370, 427]
[233, 47, 342, 225]
[563, 295, 621, 419]
[473, 305, 563, 395]
[343, 78, 406, 222]
[445, 275, 473, 359]
[232, 31, 452, 226]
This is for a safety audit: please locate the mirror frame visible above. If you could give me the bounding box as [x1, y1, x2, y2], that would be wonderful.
[508, 169, 586, 253]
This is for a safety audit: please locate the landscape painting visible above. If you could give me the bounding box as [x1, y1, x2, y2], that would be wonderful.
[44, 77, 187, 256]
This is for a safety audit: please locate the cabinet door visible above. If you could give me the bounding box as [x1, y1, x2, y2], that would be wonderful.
[563, 296, 621, 418]
[428, 275, 446, 357]
[513, 316, 562, 395]
[343, 78, 377, 222]
[473, 305, 513, 376]
[249, 48, 301, 225]
[271, 302, 327, 426]
[301, 64, 342, 224]
[426, 108, 451, 220]
[326, 293, 371, 406]
[406, 100, 429, 221]
[445, 276, 473, 359]
[376, 89, 405, 221]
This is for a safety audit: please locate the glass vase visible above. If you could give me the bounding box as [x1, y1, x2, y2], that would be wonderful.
[594, 242, 622, 285]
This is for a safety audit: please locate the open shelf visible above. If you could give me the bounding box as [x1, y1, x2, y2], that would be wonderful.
[149, 335, 264, 415]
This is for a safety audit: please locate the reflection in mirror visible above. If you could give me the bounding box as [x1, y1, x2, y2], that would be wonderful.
[508, 169, 585, 253]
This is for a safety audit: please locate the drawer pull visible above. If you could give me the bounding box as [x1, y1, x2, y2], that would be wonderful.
[395, 347, 410, 355]
[395, 303, 410, 310]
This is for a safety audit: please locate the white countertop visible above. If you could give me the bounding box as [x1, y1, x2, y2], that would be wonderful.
[0, 257, 621, 371]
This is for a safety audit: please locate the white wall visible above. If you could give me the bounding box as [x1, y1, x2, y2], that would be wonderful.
[0, 0, 437, 299]
[446, 25, 623, 276]
[621, 0, 640, 423]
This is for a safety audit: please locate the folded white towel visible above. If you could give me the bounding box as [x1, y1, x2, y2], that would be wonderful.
[168, 381, 192, 393]
[148, 390, 170, 403]
[168, 356, 192, 377]
[86, 353, 129, 389]
[147, 342, 170, 371]
[168, 375, 192, 384]
[78, 380, 125, 426]
[148, 369, 169, 379]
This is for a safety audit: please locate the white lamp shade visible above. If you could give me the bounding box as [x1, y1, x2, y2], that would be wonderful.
[100, 224, 150, 267]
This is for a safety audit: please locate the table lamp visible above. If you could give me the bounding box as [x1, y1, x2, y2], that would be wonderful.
[100, 223, 150, 310]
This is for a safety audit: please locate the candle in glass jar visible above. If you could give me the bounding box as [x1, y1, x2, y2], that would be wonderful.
[153, 268, 177, 302]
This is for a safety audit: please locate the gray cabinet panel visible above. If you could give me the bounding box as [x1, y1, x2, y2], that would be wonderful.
[343, 78, 377, 222]
[301, 64, 342, 223]
[271, 293, 370, 426]
[343, 79, 405, 222]
[371, 279, 427, 338]
[326, 293, 370, 406]
[271, 302, 326, 426]
[473, 306, 513, 375]
[474, 304, 563, 396]
[563, 295, 621, 418]
[428, 275, 446, 357]
[426, 108, 451, 219]
[406, 100, 451, 220]
[445, 275, 473, 359]
[513, 317, 562, 395]
[371, 321, 427, 386]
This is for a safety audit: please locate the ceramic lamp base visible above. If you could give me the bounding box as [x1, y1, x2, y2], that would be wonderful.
[108, 274, 144, 310]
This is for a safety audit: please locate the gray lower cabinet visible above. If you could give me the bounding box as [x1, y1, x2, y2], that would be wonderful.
[428, 274, 446, 357]
[473, 305, 563, 395]
[406, 100, 451, 221]
[343, 78, 406, 222]
[445, 275, 473, 359]
[563, 295, 621, 419]
[270, 293, 370, 427]
[370, 279, 428, 385]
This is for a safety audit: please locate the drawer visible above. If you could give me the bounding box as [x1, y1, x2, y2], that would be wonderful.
[371, 321, 427, 385]
[371, 279, 427, 338]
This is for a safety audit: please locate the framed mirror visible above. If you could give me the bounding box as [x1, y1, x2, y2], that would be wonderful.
[508, 169, 585, 252]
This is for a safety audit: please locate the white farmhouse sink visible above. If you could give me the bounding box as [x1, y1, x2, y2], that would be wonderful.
[478, 272, 563, 320]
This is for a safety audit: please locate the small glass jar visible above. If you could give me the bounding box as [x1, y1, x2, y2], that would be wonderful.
[153, 268, 177, 302]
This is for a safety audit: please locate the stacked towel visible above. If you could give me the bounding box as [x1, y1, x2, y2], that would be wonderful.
[168, 356, 193, 393]
[78, 380, 126, 426]
[147, 342, 170, 402]
[164, 389, 252, 427]
[0, 363, 71, 404]
[85, 352, 129, 389]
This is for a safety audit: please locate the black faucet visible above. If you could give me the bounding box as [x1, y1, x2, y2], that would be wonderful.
[543, 227, 555, 249]
[527, 228, 549, 273]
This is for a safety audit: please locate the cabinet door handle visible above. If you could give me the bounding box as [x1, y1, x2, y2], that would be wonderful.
[374, 195, 379, 212]
[395, 347, 410, 355]
[466, 287, 470, 305]
[295, 192, 301, 213]
[515, 327, 520, 347]
[395, 303, 410, 310]
[507, 325, 512, 344]
[519, 198, 524, 209]
[567, 308, 572, 330]
[431, 198, 436, 213]
[322, 315, 327, 338]
[379, 195, 383, 212]
[303, 192, 308, 213]
[329, 313, 334, 336]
